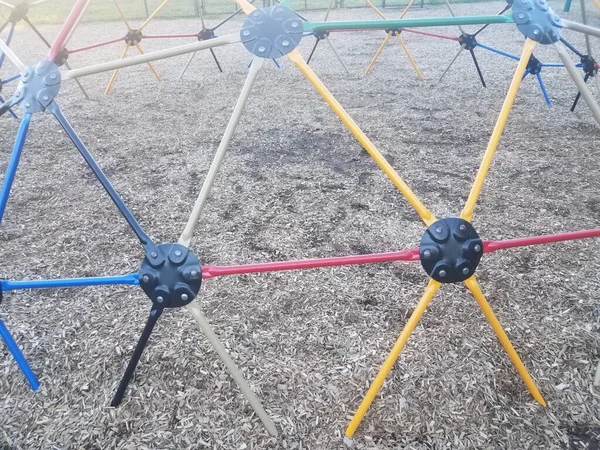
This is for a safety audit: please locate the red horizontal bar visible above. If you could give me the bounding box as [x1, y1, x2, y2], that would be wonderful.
[68, 37, 124, 54]
[202, 247, 420, 279]
[402, 28, 459, 41]
[484, 228, 600, 253]
[142, 34, 199, 39]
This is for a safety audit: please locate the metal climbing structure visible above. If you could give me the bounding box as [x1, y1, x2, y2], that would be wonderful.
[1, 0, 600, 439]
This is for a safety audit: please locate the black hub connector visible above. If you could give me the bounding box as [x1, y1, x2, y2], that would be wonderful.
[9, 2, 29, 24]
[384, 28, 402, 36]
[124, 29, 143, 46]
[419, 218, 483, 283]
[54, 48, 69, 67]
[527, 54, 543, 75]
[198, 28, 216, 41]
[314, 30, 330, 41]
[459, 33, 477, 51]
[138, 243, 202, 308]
[581, 55, 598, 77]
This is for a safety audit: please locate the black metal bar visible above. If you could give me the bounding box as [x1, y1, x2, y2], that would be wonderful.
[571, 73, 590, 111]
[306, 38, 320, 65]
[469, 48, 486, 87]
[560, 37, 584, 58]
[0, 94, 17, 119]
[48, 101, 154, 252]
[0, 96, 18, 118]
[209, 48, 223, 72]
[111, 306, 163, 407]
[473, 3, 510, 37]
[0, 18, 10, 35]
[213, 0, 257, 31]
[23, 16, 51, 47]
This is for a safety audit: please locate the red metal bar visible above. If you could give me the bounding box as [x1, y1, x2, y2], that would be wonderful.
[402, 28, 459, 41]
[68, 37, 124, 54]
[484, 228, 600, 253]
[48, 0, 89, 62]
[142, 34, 199, 39]
[202, 247, 420, 279]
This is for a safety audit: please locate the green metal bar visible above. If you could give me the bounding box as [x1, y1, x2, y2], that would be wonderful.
[563, 0, 572, 12]
[303, 14, 515, 32]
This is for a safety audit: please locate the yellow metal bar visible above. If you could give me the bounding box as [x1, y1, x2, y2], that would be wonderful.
[139, 0, 171, 30]
[288, 49, 436, 226]
[112, 0, 132, 30]
[363, 0, 387, 19]
[595, 0, 600, 9]
[346, 279, 441, 438]
[460, 38, 537, 222]
[105, 44, 129, 94]
[135, 43, 162, 82]
[463, 277, 546, 406]
[398, 0, 417, 18]
[234, 0, 256, 15]
[395, 34, 422, 79]
[365, 32, 392, 75]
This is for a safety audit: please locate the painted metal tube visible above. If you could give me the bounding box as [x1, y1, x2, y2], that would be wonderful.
[178, 51, 197, 80]
[554, 41, 600, 125]
[0, 19, 9, 35]
[186, 301, 278, 436]
[63, 34, 240, 80]
[483, 229, 600, 253]
[48, 102, 154, 250]
[304, 14, 515, 33]
[48, 0, 89, 61]
[536, 73, 551, 105]
[179, 57, 264, 248]
[134, 43, 162, 82]
[1, 273, 139, 292]
[464, 277, 546, 406]
[0, 94, 17, 119]
[402, 28, 459, 41]
[564, 0, 572, 12]
[438, 47, 463, 83]
[139, 0, 171, 31]
[476, 41, 520, 61]
[0, 320, 39, 391]
[326, 38, 351, 75]
[201, 248, 420, 279]
[579, 0, 593, 57]
[0, 23, 15, 70]
[142, 34, 198, 39]
[561, 19, 600, 39]
[559, 37, 583, 58]
[0, 0, 14, 9]
[0, 36, 26, 71]
[62, 0, 93, 48]
[0, 113, 31, 222]
[68, 37, 124, 54]
[444, 0, 465, 34]
[461, 39, 537, 222]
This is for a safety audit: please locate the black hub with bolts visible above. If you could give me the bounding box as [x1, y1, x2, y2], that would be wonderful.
[527, 54, 543, 74]
[384, 28, 402, 36]
[459, 33, 477, 51]
[124, 29, 143, 46]
[138, 243, 202, 308]
[314, 30, 330, 41]
[581, 55, 598, 77]
[54, 48, 69, 67]
[198, 28, 216, 41]
[512, 0, 562, 44]
[14, 60, 61, 114]
[9, 2, 29, 24]
[240, 5, 304, 59]
[419, 218, 483, 283]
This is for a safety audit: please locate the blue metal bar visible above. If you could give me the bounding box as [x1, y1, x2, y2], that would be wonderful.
[536, 72, 551, 105]
[0, 113, 31, 222]
[476, 42, 520, 61]
[522, 68, 531, 80]
[0, 94, 17, 119]
[1, 273, 139, 292]
[0, 319, 39, 391]
[564, 0, 572, 12]
[560, 37, 584, 58]
[1, 73, 22, 84]
[47, 101, 154, 252]
[541, 62, 566, 67]
[0, 23, 16, 70]
[0, 19, 10, 36]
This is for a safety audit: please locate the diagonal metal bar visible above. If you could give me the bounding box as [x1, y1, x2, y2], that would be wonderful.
[186, 301, 277, 436]
[536, 72, 551, 105]
[2, 273, 139, 291]
[326, 38, 351, 75]
[48, 0, 89, 61]
[0, 96, 19, 118]
[179, 57, 264, 247]
[554, 41, 600, 125]
[63, 34, 240, 80]
[461, 39, 537, 223]
[306, 38, 320, 64]
[139, 0, 171, 31]
[579, 0, 593, 57]
[346, 279, 441, 438]
[62, 0, 93, 48]
[0, 32, 25, 71]
[444, 0, 465, 34]
[559, 37, 584, 58]
[438, 47, 463, 83]
[473, 3, 511, 37]
[365, 33, 392, 75]
[0, 113, 31, 222]
[213, 0, 257, 30]
[105, 45, 129, 94]
[483, 228, 600, 253]
[463, 277, 546, 406]
[178, 51, 197, 80]
[112, 0, 132, 30]
[0, 320, 39, 391]
[0, 94, 18, 119]
[324, 0, 336, 21]
[288, 48, 436, 226]
[111, 305, 163, 407]
[48, 101, 154, 251]
[0, 19, 9, 35]
[0, 0, 13, 9]
[561, 19, 600, 39]
[469, 48, 486, 87]
[395, 33, 422, 79]
[0, 23, 15, 70]
[134, 43, 162, 82]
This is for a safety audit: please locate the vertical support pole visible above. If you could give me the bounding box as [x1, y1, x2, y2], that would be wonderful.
[144, 0, 150, 17]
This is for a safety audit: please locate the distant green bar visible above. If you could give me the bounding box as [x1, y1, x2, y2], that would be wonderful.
[303, 14, 515, 32]
[563, 0, 572, 12]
